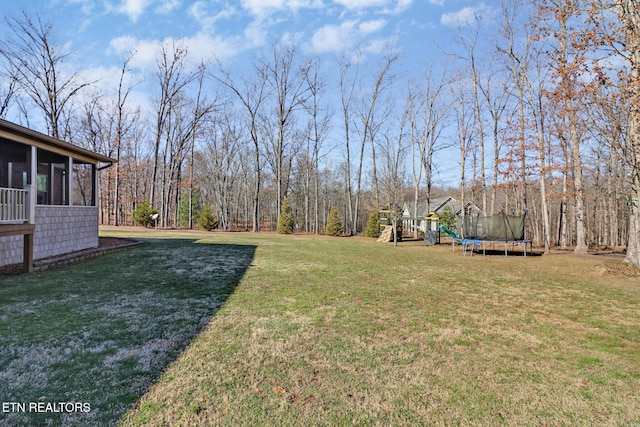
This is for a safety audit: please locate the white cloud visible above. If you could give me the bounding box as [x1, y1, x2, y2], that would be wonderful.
[310, 18, 387, 54]
[188, 1, 237, 32]
[187, 33, 239, 63]
[66, 0, 97, 15]
[330, 0, 412, 13]
[440, 3, 491, 28]
[155, 0, 181, 14]
[236, 0, 324, 50]
[241, 0, 284, 16]
[280, 31, 305, 47]
[109, 33, 240, 71]
[244, 18, 274, 48]
[240, 0, 323, 18]
[332, 0, 387, 8]
[79, 65, 131, 94]
[394, 0, 413, 12]
[363, 36, 395, 55]
[103, 0, 180, 22]
[311, 21, 358, 53]
[359, 19, 386, 34]
[108, 36, 140, 55]
[116, 0, 152, 22]
[109, 36, 158, 68]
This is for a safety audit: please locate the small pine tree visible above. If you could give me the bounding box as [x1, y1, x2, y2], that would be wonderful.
[364, 210, 380, 238]
[325, 207, 343, 236]
[178, 190, 202, 228]
[277, 197, 294, 234]
[440, 205, 456, 232]
[132, 199, 159, 228]
[198, 205, 218, 231]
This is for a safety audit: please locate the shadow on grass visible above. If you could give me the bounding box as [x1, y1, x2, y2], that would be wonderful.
[0, 238, 255, 427]
[468, 248, 543, 257]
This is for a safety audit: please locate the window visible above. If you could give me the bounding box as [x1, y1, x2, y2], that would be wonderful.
[0, 139, 28, 189]
[36, 149, 68, 205]
[73, 163, 93, 206]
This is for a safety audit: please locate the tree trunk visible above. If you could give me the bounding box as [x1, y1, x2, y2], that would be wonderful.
[568, 98, 588, 253]
[617, 0, 640, 268]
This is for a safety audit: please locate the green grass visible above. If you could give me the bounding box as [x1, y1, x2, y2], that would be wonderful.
[104, 229, 640, 426]
[3, 228, 640, 426]
[0, 236, 255, 427]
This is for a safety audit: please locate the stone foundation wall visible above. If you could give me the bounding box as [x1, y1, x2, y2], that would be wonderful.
[0, 206, 98, 267]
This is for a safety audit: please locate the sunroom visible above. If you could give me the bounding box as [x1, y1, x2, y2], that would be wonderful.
[0, 119, 114, 272]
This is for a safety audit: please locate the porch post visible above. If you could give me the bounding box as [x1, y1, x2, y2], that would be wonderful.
[66, 156, 73, 206]
[27, 146, 37, 224]
[49, 163, 55, 204]
[92, 164, 97, 207]
[23, 231, 34, 273]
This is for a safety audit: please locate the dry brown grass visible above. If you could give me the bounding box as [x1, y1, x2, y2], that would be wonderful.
[109, 230, 640, 426]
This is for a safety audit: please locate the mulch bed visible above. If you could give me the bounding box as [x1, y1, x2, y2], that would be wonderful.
[0, 237, 142, 277]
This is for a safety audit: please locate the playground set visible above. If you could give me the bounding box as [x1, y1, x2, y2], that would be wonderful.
[378, 201, 532, 256]
[377, 206, 403, 242]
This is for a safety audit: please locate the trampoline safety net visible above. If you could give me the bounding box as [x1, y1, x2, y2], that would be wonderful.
[457, 212, 526, 241]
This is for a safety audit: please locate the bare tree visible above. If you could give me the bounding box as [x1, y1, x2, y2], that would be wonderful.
[378, 111, 408, 211]
[149, 41, 194, 209]
[478, 70, 511, 216]
[76, 95, 111, 215]
[354, 52, 397, 230]
[111, 53, 139, 226]
[200, 113, 242, 230]
[261, 43, 312, 218]
[536, 0, 592, 253]
[160, 76, 214, 228]
[0, 12, 93, 138]
[453, 21, 488, 213]
[614, 0, 640, 267]
[451, 76, 477, 233]
[0, 66, 19, 118]
[216, 60, 268, 232]
[499, 0, 552, 252]
[407, 68, 450, 237]
[303, 61, 331, 234]
[185, 62, 217, 229]
[338, 55, 359, 235]
[586, 83, 628, 247]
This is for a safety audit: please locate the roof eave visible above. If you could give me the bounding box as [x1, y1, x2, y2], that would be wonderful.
[0, 118, 117, 165]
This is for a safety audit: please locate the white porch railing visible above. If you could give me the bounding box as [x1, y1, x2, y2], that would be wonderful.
[0, 187, 30, 223]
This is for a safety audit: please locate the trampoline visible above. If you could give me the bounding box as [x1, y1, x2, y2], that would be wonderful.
[445, 211, 532, 256]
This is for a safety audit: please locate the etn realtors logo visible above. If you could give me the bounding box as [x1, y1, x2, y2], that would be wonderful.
[2, 402, 91, 413]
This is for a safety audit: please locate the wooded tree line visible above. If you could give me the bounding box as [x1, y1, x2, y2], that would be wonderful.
[1, 1, 639, 267]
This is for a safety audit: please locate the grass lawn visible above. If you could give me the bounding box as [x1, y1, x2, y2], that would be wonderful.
[103, 229, 640, 426]
[0, 235, 255, 427]
[3, 228, 640, 426]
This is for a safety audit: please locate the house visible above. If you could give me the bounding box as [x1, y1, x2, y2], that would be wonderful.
[402, 196, 483, 236]
[0, 119, 115, 272]
[402, 196, 458, 234]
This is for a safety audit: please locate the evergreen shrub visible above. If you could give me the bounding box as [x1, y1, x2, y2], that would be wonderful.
[132, 199, 159, 228]
[365, 210, 380, 238]
[198, 205, 219, 231]
[178, 190, 202, 228]
[325, 207, 343, 236]
[277, 198, 294, 234]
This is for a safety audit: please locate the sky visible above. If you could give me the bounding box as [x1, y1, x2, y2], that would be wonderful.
[0, 0, 497, 71]
[0, 0, 501, 186]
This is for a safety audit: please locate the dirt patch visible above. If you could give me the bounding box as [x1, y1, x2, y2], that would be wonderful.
[98, 237, 135, 249]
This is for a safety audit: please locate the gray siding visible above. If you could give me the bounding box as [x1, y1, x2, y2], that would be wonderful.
[0, 206, 98, 267]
